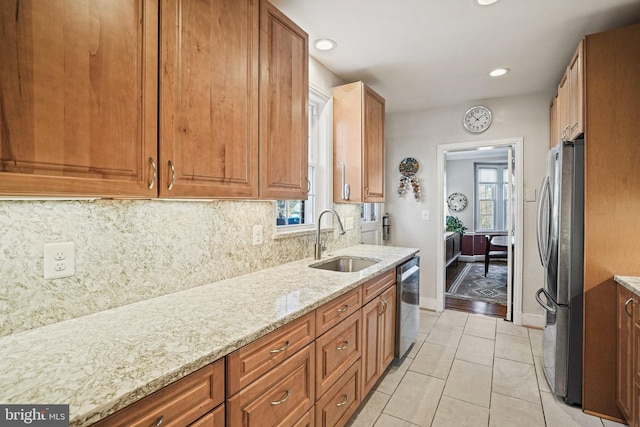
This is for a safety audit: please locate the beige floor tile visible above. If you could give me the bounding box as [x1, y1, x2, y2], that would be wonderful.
[489, 393, 545, 427]
[492, 357, 540, 404]
[374, 414, 420, 427]
[529, 330, 542, 357]
[464, 316, 497, 340]
[419, 311, 439, 334]
[405, 332, 427, 359]
[409, 342, 456, 379]
[436, 309, 469, 327]
[383, 371, 446, 426]
[431, 396, 490, 427]
[455, 335, 494, 367]
[421, 309, 440, 317]
[494, 333, 533, 364]
[496, 320, 530, 338]
[602, 419, 628, 427]
[375, 356, 412, 395]
[348, 391, 391, 427]
[425, 324, 464, 349]
[443, 359, 492, 408]
[533, 356, 551, 393]
[540, 391, 603, 427]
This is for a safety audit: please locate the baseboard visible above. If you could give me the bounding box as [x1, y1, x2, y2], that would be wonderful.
[420, 297, 442, 312]
[520, 312, 545, 329]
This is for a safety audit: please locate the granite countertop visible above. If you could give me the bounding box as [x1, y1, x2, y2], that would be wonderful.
[0, 244, 418, 427]
[615, 276, 640, 297]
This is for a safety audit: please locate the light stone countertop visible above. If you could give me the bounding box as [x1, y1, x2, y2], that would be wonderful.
[615, 276, 640, 297]
[0, 244, 418, 427]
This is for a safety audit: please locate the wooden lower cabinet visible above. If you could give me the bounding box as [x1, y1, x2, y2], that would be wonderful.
[362, 284, 396, 396]
[617, 285, 636, 425]
[227, 344, 315, 426]
[191, 405, 225, 427]
[315, 361, 361, 427]
[292, 408, 314, 427]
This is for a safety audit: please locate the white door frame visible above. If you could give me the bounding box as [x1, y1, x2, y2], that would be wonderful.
[436, 137, 524, 324]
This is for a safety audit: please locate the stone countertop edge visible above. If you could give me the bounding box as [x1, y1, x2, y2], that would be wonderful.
[615, 275, 640, 297]
[0, 244, 418, 427]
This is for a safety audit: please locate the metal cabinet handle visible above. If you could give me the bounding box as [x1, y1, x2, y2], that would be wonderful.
[377, 301, 384, 315]
[269, 340, 290, 354]
[625, 298, 634, 318]
[336, 394, 349, 407]
[341, 162, 350, 200]
[336, 304, 349, 313]
[307, 179, 311, 194]
[381, 300, 387, 314]
[167, 160, 176, 191]
[336, 341, 349, 351]
[154, 415, 164, 426]
[148, 157, 157, 190]
[270, 390, 291, 406]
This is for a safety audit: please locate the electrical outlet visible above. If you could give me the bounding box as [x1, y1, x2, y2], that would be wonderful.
[421, 210, 430, 221]
[345, 217, 354, 231]
[252, 225, 264, 245]
[44, 242, 75, 279]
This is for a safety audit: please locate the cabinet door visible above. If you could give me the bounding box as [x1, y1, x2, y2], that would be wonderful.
[315, 361, 361, 427]
[362, 86, 385, 202]
[361, 296, 383, 396]
[567, 41, 584, 140]
[557, 72, 570, 141]
[617, 286, 634, 421]
[0, 0, 158, 197]
[550, 96, 559, 148]
[379, 285, 397, 370]
[159, 0, 259, 198]
[259, 0, 309, 200]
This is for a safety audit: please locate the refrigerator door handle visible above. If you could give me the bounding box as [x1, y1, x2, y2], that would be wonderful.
[535, 288, 557, 314]
[536, 176, 552, 267]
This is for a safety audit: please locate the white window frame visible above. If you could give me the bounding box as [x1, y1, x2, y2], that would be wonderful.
[474, 162, 508, 232]
[275, 85, 331, 234]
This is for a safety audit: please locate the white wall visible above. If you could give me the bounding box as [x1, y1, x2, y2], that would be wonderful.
[385, 92, 552, 323]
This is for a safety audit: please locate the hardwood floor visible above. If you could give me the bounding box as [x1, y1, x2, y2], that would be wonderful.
[445, 261, 507, 318]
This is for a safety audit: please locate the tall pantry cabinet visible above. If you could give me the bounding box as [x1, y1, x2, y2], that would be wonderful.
[549, 23, 640, 421]
[0, 0, 308, 200]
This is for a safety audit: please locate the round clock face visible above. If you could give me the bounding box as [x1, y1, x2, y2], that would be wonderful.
[463, 106, 492, 133]
[447, 193, 467, 211]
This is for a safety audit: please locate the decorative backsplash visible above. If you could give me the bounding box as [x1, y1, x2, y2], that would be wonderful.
[0, 200, 361, 337]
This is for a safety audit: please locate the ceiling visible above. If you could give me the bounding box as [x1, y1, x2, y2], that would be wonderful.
[269, 0, 640, 114]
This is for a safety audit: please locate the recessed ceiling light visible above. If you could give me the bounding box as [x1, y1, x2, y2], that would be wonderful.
[476, 0, 499, 5]
[489, 68, 510, 77]
[314, 39, 337, 51]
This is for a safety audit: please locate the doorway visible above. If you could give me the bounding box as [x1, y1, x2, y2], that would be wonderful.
[436, 138, 524, 323]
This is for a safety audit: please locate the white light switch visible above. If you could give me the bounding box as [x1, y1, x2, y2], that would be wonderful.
[421, 210, 430, 221]
[345, 217, 354, 231]
[44, 242, 75, 279]
[252, 225, 264, 245]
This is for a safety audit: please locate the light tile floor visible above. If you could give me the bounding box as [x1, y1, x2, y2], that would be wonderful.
[347, 309, 627, 427]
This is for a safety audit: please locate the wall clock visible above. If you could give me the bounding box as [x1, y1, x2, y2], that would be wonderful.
[463, 105, 492, 133]
[447, 192, 467, 211]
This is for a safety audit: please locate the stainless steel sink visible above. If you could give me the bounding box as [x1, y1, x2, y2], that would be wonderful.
[310, 256, 380, 273]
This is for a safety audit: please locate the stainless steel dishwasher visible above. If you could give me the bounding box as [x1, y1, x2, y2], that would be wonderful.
[395, 256, 420, 359]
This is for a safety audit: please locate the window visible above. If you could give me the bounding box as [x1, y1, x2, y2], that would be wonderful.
[361, 203, 379, 223]
[276, 88, 328, 230]
[475, 163, 508, 231]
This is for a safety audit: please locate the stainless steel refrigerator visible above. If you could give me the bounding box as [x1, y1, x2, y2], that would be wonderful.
[535, 139, 584, 406]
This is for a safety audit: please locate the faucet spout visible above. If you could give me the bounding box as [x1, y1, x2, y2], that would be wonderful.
[314, 208, 346, 260]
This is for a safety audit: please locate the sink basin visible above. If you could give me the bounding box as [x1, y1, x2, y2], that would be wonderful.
[310, 256, 380, 273]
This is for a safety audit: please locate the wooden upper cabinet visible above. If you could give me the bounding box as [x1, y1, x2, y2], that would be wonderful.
[333, 81, 385, 204]
[259, 0, 309, 200]
[159, 0, 259, 198]
[0, 0, 158, 197]
[567, 40, 584, 140]
[550, 95, 559, 148]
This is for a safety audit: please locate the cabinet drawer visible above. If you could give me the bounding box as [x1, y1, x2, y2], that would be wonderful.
[93, 358, 224, 427]
[227, 311, 315, 396]
[362, 269, 395, 304]
[316, 311, 362, 398]
[227, 344, 315, 427]
[316, 287, 362, 337]
[190, 404, 224, 427]
[292, 407, 314, 427]
[315, 360, 361, 427]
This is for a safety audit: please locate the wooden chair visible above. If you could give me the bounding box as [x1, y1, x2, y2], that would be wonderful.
[484, 234, 508, 276]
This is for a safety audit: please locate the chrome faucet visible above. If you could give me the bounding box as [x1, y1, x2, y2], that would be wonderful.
[314, 208, 346, 260]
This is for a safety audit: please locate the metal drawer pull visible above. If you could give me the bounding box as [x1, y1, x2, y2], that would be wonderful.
[336, 341, 350, 351]
[167, 160, 176, 191]
[381, 300, 387, 314]
[154, 415, 164, 426]
[336, 304, 349, 313]
[271, 390, 291, 406]
[625, 298, 634, 318]
[269, 340, 290, 354]
[148, 157, 157, 190]
[336, 394, 349, 407]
